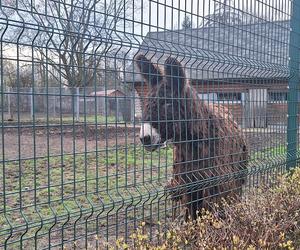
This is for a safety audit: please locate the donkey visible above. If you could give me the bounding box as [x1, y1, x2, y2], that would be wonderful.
[136, 54, 248, 220]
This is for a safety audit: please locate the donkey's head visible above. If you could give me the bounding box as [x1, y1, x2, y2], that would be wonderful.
[136, 54, 187, 151]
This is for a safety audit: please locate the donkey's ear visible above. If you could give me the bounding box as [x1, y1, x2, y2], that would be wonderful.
[135, 54, 163, 85]
[165, 57, 185, 95]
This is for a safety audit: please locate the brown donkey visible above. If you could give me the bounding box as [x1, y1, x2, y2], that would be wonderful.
[136, 54, 248, 220]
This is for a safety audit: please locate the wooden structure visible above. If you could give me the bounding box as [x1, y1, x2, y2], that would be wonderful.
[88, 89, 127, 120]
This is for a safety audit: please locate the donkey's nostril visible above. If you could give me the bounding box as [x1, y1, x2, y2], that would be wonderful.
[140, 135, 152, 145]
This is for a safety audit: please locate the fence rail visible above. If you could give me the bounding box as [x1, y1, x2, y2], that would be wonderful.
[0, 0, 299, 249]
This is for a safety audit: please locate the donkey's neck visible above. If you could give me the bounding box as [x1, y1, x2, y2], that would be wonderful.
[172, 87, 215, 163]
[174, 141, 201, 162]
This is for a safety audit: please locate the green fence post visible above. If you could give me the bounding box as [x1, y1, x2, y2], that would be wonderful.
[287, 1, 300, 170]
[30, 87, 34, 120]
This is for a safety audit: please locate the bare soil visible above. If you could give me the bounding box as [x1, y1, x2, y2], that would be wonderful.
[1, 123, 286, 161]
[1, 124, 140, 161]
[0, 124, 289, 249]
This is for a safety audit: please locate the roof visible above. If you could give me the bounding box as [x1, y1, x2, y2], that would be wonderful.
[89, 89, 126, 97]
[125, 20, 290, 83]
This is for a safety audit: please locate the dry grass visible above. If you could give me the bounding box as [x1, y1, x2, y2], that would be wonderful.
[106, 167, 300, 250]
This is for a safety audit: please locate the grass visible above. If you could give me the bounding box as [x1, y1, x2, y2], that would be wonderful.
[2, 114, 120, 125]
[0, 141, 292, 248]
[251, 145, 287, 160]
[0, 145, 173, 248]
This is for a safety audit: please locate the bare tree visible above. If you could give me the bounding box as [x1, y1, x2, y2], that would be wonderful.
[19, 0, 140, 93]
[3, 61, 34, 88]
[3, 60, 17, 88]
[3, 61, 33, 120]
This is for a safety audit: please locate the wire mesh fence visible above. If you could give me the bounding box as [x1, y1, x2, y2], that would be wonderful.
[0, 0, 299, 249]
[1, 87, 134, 123]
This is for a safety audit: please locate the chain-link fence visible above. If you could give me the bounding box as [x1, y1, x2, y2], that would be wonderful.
[0, 0, 299, 249]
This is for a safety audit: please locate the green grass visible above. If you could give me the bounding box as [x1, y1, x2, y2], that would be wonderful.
[251, 145, 287, 160]
[0, 145, 173, 247]
[46, 115, 119, 124]
[2, 115, 119, 125]
[0, 142, 292, 248]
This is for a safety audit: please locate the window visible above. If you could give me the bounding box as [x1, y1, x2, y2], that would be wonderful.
[197, 93, 217, 101]
[268, 92, 287, 102]
[217, 92, 242, 102]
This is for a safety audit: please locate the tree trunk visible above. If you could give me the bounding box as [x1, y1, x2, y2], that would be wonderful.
[70, 87, 79, 121]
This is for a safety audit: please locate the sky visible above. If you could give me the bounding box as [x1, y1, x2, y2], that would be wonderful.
[0, 0, 292, 62]
[137, 0, 290, 35]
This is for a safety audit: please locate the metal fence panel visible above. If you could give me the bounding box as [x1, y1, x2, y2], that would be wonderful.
[0, 0, 299, 249]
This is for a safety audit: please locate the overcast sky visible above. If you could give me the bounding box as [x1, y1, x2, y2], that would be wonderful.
[135, 0, 290, 35]
[1, 0, 292, 61]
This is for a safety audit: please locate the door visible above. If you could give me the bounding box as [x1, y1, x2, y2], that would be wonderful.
[243, 89, 268, 128]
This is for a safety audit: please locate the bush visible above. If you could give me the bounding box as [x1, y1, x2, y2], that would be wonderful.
[108, 168, 300, 249]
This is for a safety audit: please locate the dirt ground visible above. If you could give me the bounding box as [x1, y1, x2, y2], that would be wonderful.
[1, 124, 140, 161]
[0, 123, 289, 249]
[1, 123, 287, 161]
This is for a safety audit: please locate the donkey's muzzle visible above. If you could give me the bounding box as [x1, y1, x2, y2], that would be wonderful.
[139, 123, 162, 151]
[140, 135, 162, 151]
[140, 135, 152, 145]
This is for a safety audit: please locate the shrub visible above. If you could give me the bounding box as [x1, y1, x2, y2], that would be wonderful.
[107, 168, 300, 249]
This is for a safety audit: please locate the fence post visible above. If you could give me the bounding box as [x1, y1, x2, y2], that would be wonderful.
[117, 97, 120, 122]
[287, 1, 300, 170]
[131, 95, 135, 123]
[30, 87, 34, 119]
[76, 87, 80, 121]
[53, 88, 56, 117]
[7, 86, 11, 119]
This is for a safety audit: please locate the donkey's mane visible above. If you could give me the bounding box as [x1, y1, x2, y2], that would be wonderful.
[178, 83, 239, 143]
[168, 82, 248, 220]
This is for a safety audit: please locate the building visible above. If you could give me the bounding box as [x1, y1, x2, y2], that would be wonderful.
[86, 89, 126, 120]
[125, 20, 293, 128]
[89, 89, 126, 98]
